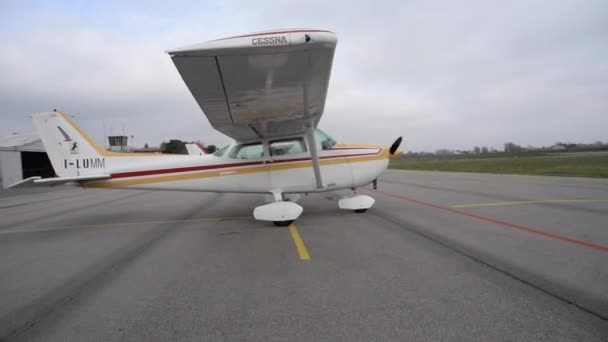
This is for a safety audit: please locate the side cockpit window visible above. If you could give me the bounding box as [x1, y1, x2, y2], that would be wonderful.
[269, 138, 307, 156]
[229, 142, 264, 159]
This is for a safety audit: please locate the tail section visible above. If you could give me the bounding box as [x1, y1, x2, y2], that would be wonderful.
[32, 110, 108, 177]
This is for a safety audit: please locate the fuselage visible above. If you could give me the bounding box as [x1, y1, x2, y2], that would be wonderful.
[34, 111, 390, 195]
[84, 138, 389, 194]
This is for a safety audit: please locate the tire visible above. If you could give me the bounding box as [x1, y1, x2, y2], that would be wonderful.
[354, 209, 368, 213]
[273, 220, 294, 227]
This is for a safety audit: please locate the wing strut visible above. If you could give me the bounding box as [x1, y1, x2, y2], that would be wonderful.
[306, 119, 324, 189]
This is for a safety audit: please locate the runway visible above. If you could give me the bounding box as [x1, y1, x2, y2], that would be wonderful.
[0, 170, 607, 341]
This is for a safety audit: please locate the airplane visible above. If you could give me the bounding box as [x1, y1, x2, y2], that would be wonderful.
[11, 29, 402, 226]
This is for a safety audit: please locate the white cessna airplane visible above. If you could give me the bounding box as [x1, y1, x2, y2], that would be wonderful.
[12, 29, 402, 226]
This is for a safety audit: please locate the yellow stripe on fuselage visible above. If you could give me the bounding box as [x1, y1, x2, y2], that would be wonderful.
[86, 150, 389, 188]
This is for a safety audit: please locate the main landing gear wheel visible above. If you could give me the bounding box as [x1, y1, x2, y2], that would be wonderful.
[254, 199, 303, 226]
[273, 220, 294, 227]
[354, 209, 367, 213]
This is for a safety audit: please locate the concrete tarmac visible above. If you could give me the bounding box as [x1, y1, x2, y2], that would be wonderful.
[0, 170, 607, 341]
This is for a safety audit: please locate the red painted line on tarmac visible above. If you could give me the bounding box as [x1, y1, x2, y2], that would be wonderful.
[370, 189, 608, 253]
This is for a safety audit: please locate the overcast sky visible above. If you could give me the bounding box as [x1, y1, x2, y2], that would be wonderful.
[1, 0, 607, 151]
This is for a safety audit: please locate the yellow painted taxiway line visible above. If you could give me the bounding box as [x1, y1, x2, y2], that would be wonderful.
[0, 216, 251, 235]
[288, 224, 310, 261]
[451, 199, 608, 208]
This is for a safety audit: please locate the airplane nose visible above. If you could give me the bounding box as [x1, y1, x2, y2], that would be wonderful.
[390, 137, 403, 155]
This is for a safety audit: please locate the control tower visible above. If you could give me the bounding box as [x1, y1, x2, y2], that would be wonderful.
[108, 135, 128, 152]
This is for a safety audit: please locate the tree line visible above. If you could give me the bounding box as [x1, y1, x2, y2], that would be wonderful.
[417, 141, 608, 156]
[159, 139, 217, 154]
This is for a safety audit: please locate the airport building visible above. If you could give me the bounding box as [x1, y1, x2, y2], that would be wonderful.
[108, 135, 129, 152]
[0, 133, 54, 189]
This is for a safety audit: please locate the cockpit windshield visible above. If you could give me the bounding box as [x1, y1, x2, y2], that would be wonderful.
[212, 145, 229, 157]
[315, 128, 337, 150]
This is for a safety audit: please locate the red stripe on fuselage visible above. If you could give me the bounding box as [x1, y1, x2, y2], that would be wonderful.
[111, 151, 382, 179]
[216, 29, 334, 41]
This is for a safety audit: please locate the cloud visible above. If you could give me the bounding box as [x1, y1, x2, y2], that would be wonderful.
[1, 0, 607, 151]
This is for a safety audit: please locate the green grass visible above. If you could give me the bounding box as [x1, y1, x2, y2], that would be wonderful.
[389, 154, 608, 178]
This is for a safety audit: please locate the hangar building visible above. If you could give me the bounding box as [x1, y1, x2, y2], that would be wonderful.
[0, 134, 54, 189]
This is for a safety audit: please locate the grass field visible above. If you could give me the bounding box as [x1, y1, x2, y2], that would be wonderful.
[389, 153, 608, 178]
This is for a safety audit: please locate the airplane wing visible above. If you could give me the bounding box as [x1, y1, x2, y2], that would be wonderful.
[167, 29, 337, 141]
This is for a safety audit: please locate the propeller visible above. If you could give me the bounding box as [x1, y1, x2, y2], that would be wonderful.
[389, 136, 403, 155]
